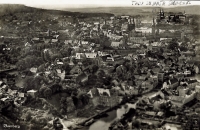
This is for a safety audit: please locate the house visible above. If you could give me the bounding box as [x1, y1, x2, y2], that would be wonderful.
[147, 70, 155, 77]
[148, 57, 157, 62]
[56, 59, 64, 65]
[10, 90, 17, 96]
[25, 42, 31, 47]
[87, 88, 119, 107]
[136, 75, 147, 81]
[43, 37, 51, 44]
[129, 36, 146, 44]
[70, 65, 82, 75]
[0, 98, 11, 106]
[181, 50, 195, 57]
[97, 88, 111, 97]
[101, 55, 114, 62]
[53, 35, 59, 39]
[195, 85, 200, 100]
[124, 54, 136, 60]
[75, 53, 86, 60]
[178, 85, 187, 93]
[56, 69, 62, 74]
[85, 53, 97, 59]
[0, 81, 5, 87]
[87, 88, 100, 98]
[111, 42, 121, 48]
[187, 79, 198, 88]
[30, 67, 37, 73]
[27, 90, 38, 98]
[32, 38, 40, 42]
[57, 70, 65, 80]
[111, 80, 120, 86]
[1, 85, 8, 91]
[17, 92, 25, 99]
[68, 60, 75, 66]
[174, 72, 185, 81]
[81, 41, 89, 45]
[51, 39, 58, 43]
[168, 78, 179, 89]
[87, 88, 100, 106]
[72, 46, 81, 52]
[170, 91, 196, 107]
[76, 73, 88, 84]
[64, 40, 73, 44]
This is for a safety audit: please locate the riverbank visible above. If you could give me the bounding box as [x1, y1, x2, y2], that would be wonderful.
[61, 95, 136, 130]
[84, 90, 157, 130]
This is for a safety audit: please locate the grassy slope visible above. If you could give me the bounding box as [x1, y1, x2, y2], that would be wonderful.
[64, 5, 200, 15]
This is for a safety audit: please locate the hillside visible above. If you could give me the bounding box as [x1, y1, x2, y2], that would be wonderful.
[0, 4, 114, 18]
[63, 5, 200, 15]
[0, 4, 199, 19]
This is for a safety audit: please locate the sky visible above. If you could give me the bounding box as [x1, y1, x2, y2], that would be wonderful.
[0, 0, 200, 9]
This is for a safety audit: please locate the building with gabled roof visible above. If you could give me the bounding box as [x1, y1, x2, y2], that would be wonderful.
[70, 65, 82, 75]
[168, 78, 179, 89]
[75, 53, 86, 60]
[111, 41, 121, 48]
[195, 85, 200, 100]
[85, 53, 97, 59]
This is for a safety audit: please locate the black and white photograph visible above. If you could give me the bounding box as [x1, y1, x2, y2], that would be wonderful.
[0, 0, 200, 130]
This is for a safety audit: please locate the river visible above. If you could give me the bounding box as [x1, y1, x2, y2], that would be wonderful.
[89, 103, 136, 130]
[88, 91, 157, 130]
[88, 74, 200, 130]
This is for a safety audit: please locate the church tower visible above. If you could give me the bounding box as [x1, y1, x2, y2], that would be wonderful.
[128, 17, 135, 31]
[160, 8, 165, 19]
[152, 17, 156, 38]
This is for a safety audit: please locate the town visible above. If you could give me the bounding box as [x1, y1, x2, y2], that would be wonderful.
[0, 4, 200, 130]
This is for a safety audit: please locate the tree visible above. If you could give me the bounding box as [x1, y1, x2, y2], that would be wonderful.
[50, 54, 62, 62]
[60, 108, 66, 115]
[50, 84, 62, 94]
[39, 85, 48, 96]
[82, 58, 92, 67]
[179, 46, 188, 52]
[99, 35, 111, 48]
[16, 55, 43, 71]
[116, 65, 127, 77]
[72, 96, 79, 108]
[132, 119, 140, 128]
[87, 74, 97, 86]
[43, 87, 52, 99]
[32, 75, 44, 90]
[37, 64, 46, 72]
[80, 94, 89, 105]
[43, 49, 51, 62]
[97, 69, 106, 79]
[91, 64, 99, 74]
[23, 77, 34, 91]
[167, 39, 179, 51]
[16, 59, 26, 70]
[62, 63, 71, 75]
[25, 112, 32, 121]
[60, 97, 66, 104]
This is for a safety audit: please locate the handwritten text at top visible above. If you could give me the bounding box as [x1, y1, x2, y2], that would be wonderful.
[132, 1, 191, 6]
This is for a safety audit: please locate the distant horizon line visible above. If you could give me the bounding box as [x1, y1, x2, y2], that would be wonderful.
[26, 4, 200, 10]
[0, 0, 200, 9]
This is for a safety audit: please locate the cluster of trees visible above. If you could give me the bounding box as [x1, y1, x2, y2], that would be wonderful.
[23, 75, 45, 91]
[17, 43, 72, 71]
[71, 93, 90, 109]
[24, 111, 51, 130]
[16, 55, 44, 71]
[60, 97, 68, 115]
[167, 38, 189, 52]
[39, 85, 52, 99]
